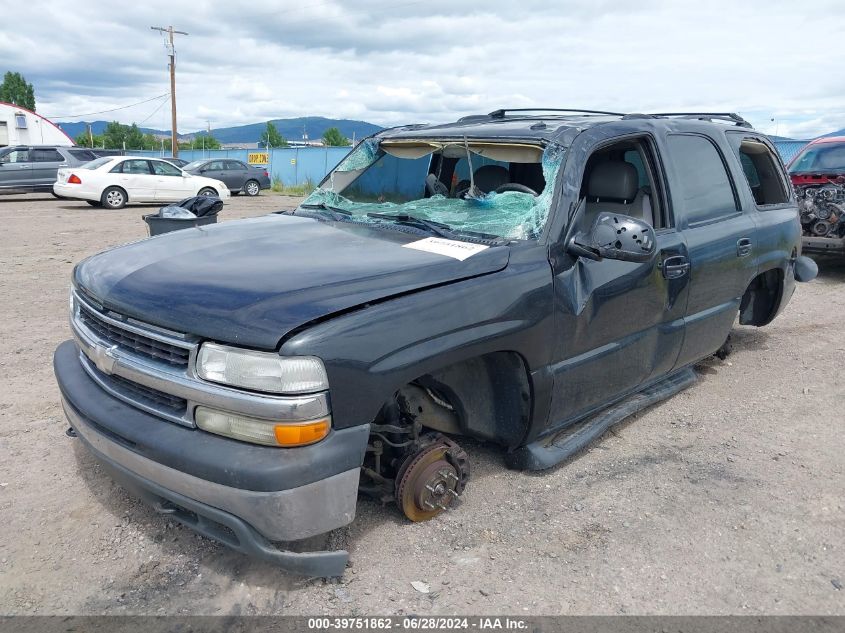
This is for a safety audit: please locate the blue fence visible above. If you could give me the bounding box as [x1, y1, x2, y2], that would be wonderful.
[132, 140, 811, 185]
[132, 147, 352, 186]
[772, 140, 810, 165]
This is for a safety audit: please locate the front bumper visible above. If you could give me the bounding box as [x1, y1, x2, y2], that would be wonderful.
[54, 340, 369, 576]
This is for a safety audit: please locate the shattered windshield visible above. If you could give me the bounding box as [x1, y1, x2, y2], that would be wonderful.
[299, 138, 565, 241]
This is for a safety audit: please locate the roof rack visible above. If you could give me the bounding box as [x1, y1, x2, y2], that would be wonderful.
[487, 108, 626, 119]
[649, 112, 753, 128]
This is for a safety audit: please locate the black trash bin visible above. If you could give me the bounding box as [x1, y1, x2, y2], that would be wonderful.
[143, 195, 224, 236]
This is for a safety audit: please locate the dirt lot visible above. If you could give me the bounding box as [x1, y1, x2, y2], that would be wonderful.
[0, 192, 843, 615]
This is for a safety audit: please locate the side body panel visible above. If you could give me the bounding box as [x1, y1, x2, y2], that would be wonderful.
[280, 245, 556, 442]
[545, 124, 689, 431]
[665, 131, 759, 367]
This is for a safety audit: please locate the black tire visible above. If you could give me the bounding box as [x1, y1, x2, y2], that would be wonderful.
[198, 187, 218, 197]
[101, 186, 127, 209]
[244, 179, 261, 197]
[86, 200, 101, 207]
[231, 191, 240, 196]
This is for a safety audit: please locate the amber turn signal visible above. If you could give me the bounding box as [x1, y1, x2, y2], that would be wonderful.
[273, 419, 330, 447]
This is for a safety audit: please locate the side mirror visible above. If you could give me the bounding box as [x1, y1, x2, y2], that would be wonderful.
[567, 212, 656, 263]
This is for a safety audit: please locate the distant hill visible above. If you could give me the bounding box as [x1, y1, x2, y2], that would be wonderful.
[820, 128, 845, 138]
[56, 116, 383, 144]
[211, 117, 382, 144]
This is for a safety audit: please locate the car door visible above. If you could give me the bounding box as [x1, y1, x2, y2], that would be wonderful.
[151, 159, 191, 201]
[547, 129, 690, 425]
[30, 148, 66, 190]
[112, 159, 156, 201]
[0, 148, 33, 192]
[664, 133, 759, 368]
[223, 160, 248, 191]
[200, 160, 226, 184]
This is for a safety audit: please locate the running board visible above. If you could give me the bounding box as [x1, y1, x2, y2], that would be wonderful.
[506, 367, 698, 471]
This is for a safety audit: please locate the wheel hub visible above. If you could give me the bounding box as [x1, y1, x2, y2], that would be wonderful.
[395, 437, 469, 522]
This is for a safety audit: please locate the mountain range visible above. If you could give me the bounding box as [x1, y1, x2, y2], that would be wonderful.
[56, 116, 383, 144]
[55, 117, 845, 144]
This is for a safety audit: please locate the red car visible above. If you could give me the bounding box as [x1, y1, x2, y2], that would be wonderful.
[788, 136, 845, 255]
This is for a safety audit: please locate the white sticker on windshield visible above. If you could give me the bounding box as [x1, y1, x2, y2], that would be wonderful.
[403, 237, 489, 261]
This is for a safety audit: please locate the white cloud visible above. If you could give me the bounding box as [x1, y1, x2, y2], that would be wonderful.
[2, 0, 844, 137]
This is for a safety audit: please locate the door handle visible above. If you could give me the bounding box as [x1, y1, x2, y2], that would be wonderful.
[737, 237, 752, 258]
[658, 255, 689, 279]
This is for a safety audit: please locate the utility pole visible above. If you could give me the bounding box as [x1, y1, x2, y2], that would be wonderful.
[150, 25, 188, 157]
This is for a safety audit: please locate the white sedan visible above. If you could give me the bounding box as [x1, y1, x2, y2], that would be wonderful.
[54, 156, 230, 209]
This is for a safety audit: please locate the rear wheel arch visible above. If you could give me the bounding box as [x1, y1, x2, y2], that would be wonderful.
[739, 266, 784, 326]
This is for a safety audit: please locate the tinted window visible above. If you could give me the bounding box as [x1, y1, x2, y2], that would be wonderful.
[726, 134, 789, 206]
[623, 149, 649, 187]
[151, 160, 182, 176]
[31, 149, 64, 162]
[182, 160, 205, 171]
[668, 135, 737, 224]
[206, 161, 225, 170]
[225, 160, 246, 170]
[69, 149, 98, 161]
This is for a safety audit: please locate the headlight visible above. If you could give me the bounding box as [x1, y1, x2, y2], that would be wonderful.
[196, 342, 328, 394]
[195, 406, 330, 447]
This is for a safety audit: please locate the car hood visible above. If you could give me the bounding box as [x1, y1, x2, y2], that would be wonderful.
[74, 214, 510, 349]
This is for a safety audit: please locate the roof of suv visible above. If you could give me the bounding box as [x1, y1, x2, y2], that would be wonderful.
[376, 109, 754, 145]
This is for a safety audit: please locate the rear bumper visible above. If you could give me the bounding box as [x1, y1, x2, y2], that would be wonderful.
[53, 182, 98, 201]
[54, 340, 369, 576]
[802, 235, 845, 254]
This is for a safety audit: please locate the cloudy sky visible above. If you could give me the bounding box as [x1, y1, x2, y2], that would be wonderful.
[3, 0, 844, 138]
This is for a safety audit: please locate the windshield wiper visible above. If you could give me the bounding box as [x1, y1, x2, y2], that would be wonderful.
[366, 212, 455, 239]
[367, 212, 508, 245]
[298, 202, 352, 221]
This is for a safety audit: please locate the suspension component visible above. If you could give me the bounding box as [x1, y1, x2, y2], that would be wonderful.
[394, 435, 470, 522]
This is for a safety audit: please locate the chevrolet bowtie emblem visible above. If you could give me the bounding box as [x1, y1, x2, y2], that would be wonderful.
[92, 344, 119, 375]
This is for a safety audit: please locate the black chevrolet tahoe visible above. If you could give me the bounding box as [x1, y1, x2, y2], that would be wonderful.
[54, 108, 817, 577]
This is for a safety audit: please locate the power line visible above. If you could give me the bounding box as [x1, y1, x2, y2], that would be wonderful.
[138, 95, 171, 125]
[44, 93, 170, 119]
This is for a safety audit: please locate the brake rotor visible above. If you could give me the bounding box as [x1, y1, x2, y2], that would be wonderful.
[395, 440, 468, 522]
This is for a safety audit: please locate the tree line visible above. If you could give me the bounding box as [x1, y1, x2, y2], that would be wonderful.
[73, 121, 222, 151]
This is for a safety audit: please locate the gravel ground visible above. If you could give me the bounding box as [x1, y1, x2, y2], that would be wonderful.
[0, 192, 843, 615]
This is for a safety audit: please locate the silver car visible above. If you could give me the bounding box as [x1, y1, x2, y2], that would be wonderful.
[0, 145, 100, 195]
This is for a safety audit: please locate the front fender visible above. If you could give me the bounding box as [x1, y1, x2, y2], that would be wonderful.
[280, 246, 555, 430]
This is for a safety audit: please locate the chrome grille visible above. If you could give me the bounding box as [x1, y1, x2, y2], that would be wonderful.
[77, 304, 190, 367]
[107, 373, 187, 415]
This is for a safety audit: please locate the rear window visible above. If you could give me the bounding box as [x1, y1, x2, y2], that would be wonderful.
[726, 134, 789, 206]
[69, 149, 98, 161]
[80, 157, 114, 170]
